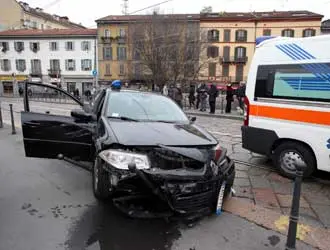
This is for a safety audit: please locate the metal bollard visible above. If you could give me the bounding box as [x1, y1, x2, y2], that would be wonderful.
[0, 102, 3, 128]
[9, 104, 16, 134]
[221, 96, 224, 114]
[285, 158, 307, 250]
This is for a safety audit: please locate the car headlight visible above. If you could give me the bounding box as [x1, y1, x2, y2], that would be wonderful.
[99, 150, 150, 170]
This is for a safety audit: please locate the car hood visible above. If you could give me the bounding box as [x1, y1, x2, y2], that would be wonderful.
[106, 120, 218, 147]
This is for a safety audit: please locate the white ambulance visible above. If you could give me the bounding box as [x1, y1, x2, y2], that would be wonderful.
[242, 35, 330, 178]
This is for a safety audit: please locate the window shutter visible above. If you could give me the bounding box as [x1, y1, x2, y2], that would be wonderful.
[65, 60, 69, 70]
[117, 47, 120, 60]
[72, 42, 74, 51]
[23, 60, 26, 71]
[15, 60, 18, 71]
[30, 42, 33, 51]
[8, 60, 11, 71]
[14, 42, 17, 51]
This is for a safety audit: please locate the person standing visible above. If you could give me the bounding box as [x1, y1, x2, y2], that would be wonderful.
[188, 84, 195, 109]
[195, 83, 201, 109]
[199, 83, 208, 112]
[162, 84, 169, 96]
[208, 84, 219, 114]
[237, 81, 246, 111]
[225, 84, 234, 113]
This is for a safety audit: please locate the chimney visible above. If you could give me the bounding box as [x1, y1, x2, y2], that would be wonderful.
[19, 2, 30, 11]
[35, 7, 43, 12]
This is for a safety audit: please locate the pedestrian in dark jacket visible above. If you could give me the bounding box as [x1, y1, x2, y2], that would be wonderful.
[225, 84, 234, 113]
[195, 84, 201, 109]
[208, 84, 219, 114]
[188, 84, 195, 109]
[237, 81, 246, 110]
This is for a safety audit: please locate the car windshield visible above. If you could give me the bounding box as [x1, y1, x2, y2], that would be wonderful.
[106, 91, 188, 122]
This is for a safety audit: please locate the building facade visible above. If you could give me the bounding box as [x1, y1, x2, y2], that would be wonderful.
[321, 19, 330, 34]
[96, 14, 200, 85]
[0, 0, 85, 31]
[200, 11, 323, 84]
[0, 29, 97, 96]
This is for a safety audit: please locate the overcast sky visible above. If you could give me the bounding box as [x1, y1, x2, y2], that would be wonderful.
[24, 0, 330, 28]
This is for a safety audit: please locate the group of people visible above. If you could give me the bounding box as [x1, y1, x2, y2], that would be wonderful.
[162, 84, 184, 108]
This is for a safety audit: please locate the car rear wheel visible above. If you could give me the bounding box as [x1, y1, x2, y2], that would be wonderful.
[273, 142, 316, 179]
[92, 157, 112, 200]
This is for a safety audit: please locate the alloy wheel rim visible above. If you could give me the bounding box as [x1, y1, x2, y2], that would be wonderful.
[280, 150, 304, 174]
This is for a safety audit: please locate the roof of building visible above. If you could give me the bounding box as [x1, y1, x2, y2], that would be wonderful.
[0, 29, 97, 38]
[97, 10, 323, 24]
[18, 1, 86, 29]
[321, 19, 330, 31]
[96, 14, 200, 23]
[200, 10, 323, 21]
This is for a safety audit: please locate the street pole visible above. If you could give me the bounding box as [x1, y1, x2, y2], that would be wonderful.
[285, 158, 307, 250]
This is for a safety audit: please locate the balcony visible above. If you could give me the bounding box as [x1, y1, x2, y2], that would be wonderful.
[30, 68, 42, 77]
[101, 36, 112, 44]
[220, 56, 248, 64]
[48, 69, 61, 77]
[117, 36, 127, 44]
[208, 36, 219, 43]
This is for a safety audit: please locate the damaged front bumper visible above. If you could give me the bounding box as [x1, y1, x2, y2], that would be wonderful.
[100, 147, 236, 219]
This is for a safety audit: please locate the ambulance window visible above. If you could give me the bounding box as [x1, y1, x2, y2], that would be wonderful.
[255, 63, 330, 103]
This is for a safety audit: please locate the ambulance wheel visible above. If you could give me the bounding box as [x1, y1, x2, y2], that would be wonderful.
[274, 142, 316, 179]
[92, 157, 112, 200]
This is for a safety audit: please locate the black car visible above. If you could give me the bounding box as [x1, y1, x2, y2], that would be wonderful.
[21, 82, 235, 219]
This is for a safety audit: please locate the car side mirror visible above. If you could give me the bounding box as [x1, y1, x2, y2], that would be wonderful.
[71, 109, 93, 122]
[190, 116, 196, 122]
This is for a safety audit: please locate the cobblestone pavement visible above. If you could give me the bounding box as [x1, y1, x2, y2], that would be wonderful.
[2, 97, 330, 232]
[195, 116, 330, 230]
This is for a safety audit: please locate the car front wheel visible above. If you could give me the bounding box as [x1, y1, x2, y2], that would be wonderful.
[92, 157, 112, 200]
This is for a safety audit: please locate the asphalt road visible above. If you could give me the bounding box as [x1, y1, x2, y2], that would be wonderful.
[0, 120, 313, 250]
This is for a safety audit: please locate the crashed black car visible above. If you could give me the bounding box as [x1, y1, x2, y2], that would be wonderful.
[21, 82, 235, 219]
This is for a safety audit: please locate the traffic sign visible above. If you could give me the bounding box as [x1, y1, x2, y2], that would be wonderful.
[92, 69, 97, 76]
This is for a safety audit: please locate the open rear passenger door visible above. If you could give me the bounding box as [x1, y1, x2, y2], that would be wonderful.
[21, 82, 95, 162]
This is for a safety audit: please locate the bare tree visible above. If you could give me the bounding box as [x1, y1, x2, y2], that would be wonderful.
[129, 13, 209, 89]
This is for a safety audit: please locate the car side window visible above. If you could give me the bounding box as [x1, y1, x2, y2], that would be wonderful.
[25, 83, 84, 116]
[96, 96, 105, 120]
[92, 90, 105, 114]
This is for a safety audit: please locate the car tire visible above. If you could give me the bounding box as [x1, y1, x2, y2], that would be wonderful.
[92, 157, 112, 200]
[273, 142, 316, 179]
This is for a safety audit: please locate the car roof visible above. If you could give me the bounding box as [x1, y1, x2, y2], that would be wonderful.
[105, 88, 163, 96]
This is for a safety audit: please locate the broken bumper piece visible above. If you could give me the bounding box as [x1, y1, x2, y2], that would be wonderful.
[105, 156, 235, 219]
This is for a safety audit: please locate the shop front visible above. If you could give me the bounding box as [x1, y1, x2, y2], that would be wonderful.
[63, 76, 94, 97]
[0, 75, 28, 96]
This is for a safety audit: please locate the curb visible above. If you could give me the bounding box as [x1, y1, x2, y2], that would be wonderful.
[185, 111, 244, 121]
[224, 197, 330, 250]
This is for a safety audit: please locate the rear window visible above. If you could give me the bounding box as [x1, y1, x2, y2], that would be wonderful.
[255, 63, 330, 103]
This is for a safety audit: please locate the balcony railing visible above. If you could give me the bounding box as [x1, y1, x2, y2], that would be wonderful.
[219, 56, 248, 64]
[208, 36, 219, 42]
[117, 36, 127, 44]
[48, 69, 61, 77]
[101, 36, 111, 44]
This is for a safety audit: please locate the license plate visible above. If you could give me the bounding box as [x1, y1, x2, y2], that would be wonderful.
[216, 181, 226, 215]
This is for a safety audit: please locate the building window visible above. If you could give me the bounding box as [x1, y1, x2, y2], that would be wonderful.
[235, 29, 247, 42]
[255, 63, 330, 102]
[184, 63, 195, 77]
[67, 82, 76, 94]
[222, 64, 229, 77]
[134, 63, 141, 76]
[31, 59, 41, 74]
[2, 82, 13, 94]
[263, 29, 272, 36]
[1, 42, 9, 52]
[207, 30, 219, 42]
[30, 42, 40, 52]
[65, 41, 74, 51]
[104, 29, 110, 37]
[81, 59, 92, 71]
[282, 29, 295, 37]
[235, 46, 247, 63]
[303, 29, 316, 37]
[119, 64, 125, 75]
[14, 42, 24, 52]
[65, 59, 76, 71]
[81, 41, 91, 51]
[223, 29, 231, 42]
[50, 41, 58, 51]
[105, 64, 111, 75]
[50, 59, 60, 70]
[103, 47, 112, 60]
[16, 59, 26, 72]
[207, 46, 219, 58]
[117, 47, 127, 60]
[208, 63, 216, 77]
[0, 59, 11, 71]
[31, 21, 37, 29]
[119, 28, 126, 37]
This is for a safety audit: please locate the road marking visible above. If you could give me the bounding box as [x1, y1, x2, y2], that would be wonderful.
[274, 215, 311, 240]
